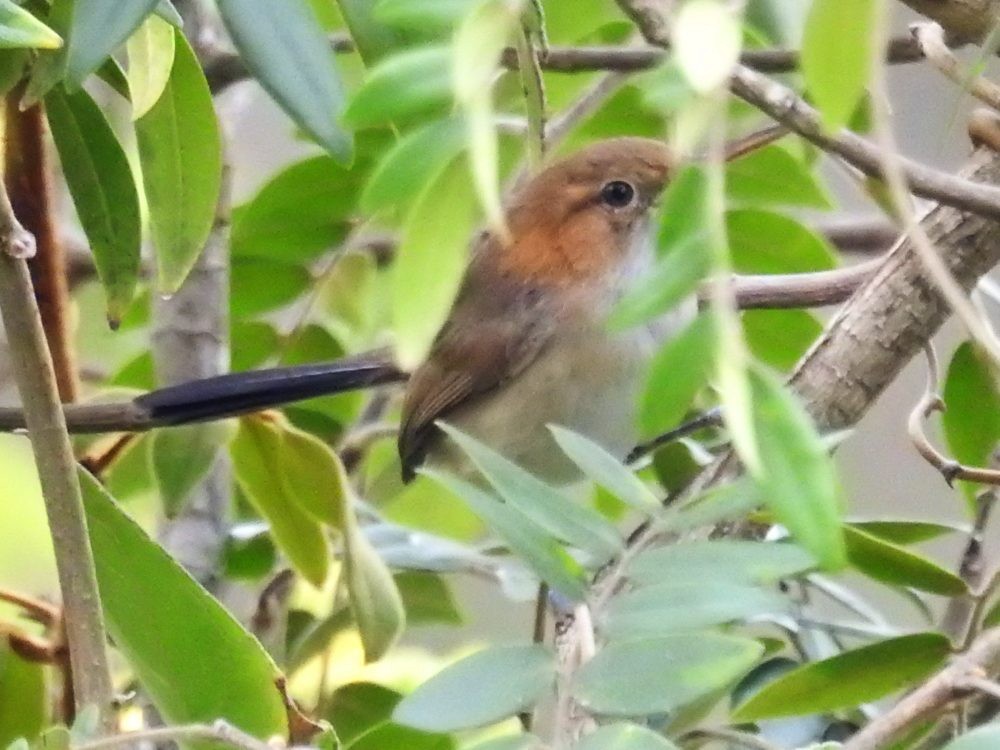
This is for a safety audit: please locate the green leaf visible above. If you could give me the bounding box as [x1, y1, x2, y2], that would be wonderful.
[20, 0, 71, 106]
[576, 724, 680, 750]
[374, 0, 477, 31]
[278, 426, 347, 528]
[801, 0, 878, 129]
[726, 146, 832, 209]
[733, 633, 950, 720]
[392, 156, 479, 369]
[422, 469, 588, 600]
[154, 0, 183, 26]
[230, 258, 312, 318]
[217, 0, 351, 161]
[640, 312, 715, 436]
[65, 0, 159, 85]
[844, 526, 967, 596]
[136, 28, 221, 294]
[549, 425, 659, 511]
[743, 309, 822, 371]
[574, 633, 763, 715]
[466, 736, 544, 750]
[749, 366, 846, 570]
[605, 581, 791, 638]
[79, 470, 288, 737]
[943, 341, 1000, 501]
[849, 519, 961, 545]
[325, 682, 401, 744]
[150, 422, 232, 518]
[0, 645, 47, 749]
[0, 0, 61, 49]
[126, 14, 174, 119]
[336, 0, 414, 62]
[665, 479, 765, 533]
[629, 540, 816, 587]
[440, 423, 622, 559]
[343, 509, 406, 662]
[344, 45, 452, 128]
[943, 727, 1000, 750]
[231, 416, 330, 586]
[0, 48, 27, 96]
[396, 571, 463, 626]
[45, 85, 141, 325]
[727, 209, 837, 274]
[394, 644, 555, 731]
[361, 117, 466, 215]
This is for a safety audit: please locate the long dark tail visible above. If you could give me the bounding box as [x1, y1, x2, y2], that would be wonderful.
[133, 351, 407, 427]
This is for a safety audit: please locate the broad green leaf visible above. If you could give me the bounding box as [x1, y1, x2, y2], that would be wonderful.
[801, 0, 878, 129]
[943, 727, 1000, 750]
[325, 682, 401, 744]
[46, 85, 141, 325]
[347, 724, 454, 750]
[336, 0, 414, 62]
[640, 312, 715, 435]
[466, 736, 543, 750]
[231, 416, 330, 586]
[393, 157, 479, 368]
[126, 14, 174, 119]
[0, 0, 61, 49]
[844, 526, 967, 596]
[344, 46, 452, 128]
[440, 423, 622, 559]
[343, 510, 406, 662]
[223, 524, 277, 581]
[733, 633, 950, 720]
[65, 0, 159, 85]
[396, 571, 463, 625]
[362, 117, 465, 215]
[374, 0, 477, 31]
[0, 48, 27, 95]
[423, 469, 588, 599]
[79, 470, 288, 737]
[0, 646, 47, 749]
[673, 0, 741, 92]
[666, 478, 765, 533]
[749, 366, 846, 569]
[217, 0, 351, 162]
[136, 28, 221, 294]
[610, 166, 710, 329]
[549, 425, 659, 511]
[230, 258, 312, 318]
[577, 724, 680, 750]
[849, 519, 962, 546]
[394, 644, 554, 731]
[743, 309, 823, 371]
[574, 633, 763, 715]
[630, 540, 816, 586]
[20, 0, 71, 106]
[278, 426, 347, 528]
[943, 341, 1000, 503]
[726, 145, 832, 209]
[727, 209, 837, 274]
[605, 581, 791, 638]
[150, 422, 232, 517]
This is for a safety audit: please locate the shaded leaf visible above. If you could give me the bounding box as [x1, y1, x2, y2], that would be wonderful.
[150, 422, 231, 518]
[0, 1, 61, 49]
[344, 45, 452, 128]
[230, 258, 312, 318]
[396, 571, 463, 626]
[394, 644, 554, 731]
[126, 14, 174, 119]
[46, 85, 140, 325]
[0, 646, 47, 749]
[844, 526, 967, 596]
[135, 28, 221, 293]
[574, 633, 763, 715]
[218, 0, 351, 161]
[374, 0, 477, 31]
[65, 0, 159, 85]
[744, 309, 822, 372]
[577, 724, 679, 750]
[630, 540, 816, 587]
[733, 633, 950, 720]
[278, 426, 348, 528]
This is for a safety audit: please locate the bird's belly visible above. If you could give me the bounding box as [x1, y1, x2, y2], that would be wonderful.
[436, 315, 680, 483]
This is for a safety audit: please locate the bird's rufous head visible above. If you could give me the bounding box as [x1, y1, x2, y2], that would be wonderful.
[495, 137, 672, 285]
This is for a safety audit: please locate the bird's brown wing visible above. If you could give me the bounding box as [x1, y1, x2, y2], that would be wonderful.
[398, 264, 555, 482]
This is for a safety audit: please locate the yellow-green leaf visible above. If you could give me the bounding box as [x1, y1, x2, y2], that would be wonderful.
[126, 14, 175, 119]
[0, 0, 61, 49]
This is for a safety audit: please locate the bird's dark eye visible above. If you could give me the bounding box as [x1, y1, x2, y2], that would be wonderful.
[600, 180, 635, 208]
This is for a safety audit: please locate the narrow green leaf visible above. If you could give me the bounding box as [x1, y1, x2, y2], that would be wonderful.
[549, 425, 659, 511]
[393, 156, 479, 369]
[605, 581, 791, 638]
[849, 519, 961, 546]
[440, 423, 622, 559]
[0, 0, 61, 49]
[574, 633, 763, 715]
[79, 470, 288, 737]
[135, 28, 221, 293]
[943, 341, 1000, 502]
[0, 645, 47, 749]
[576, 724, 680, 750]
[666, 479, 765, 533]
[749, 366, 846, 569]
[217, 0, 352, 161]
[126, 14, 174, 119]
[20, 0, 71, 106]
[344, 45, 452, 128]
[65, 0, 159, 85]
[422, 469, 588, 600]
[943, 727, 1000, 750]
[278, 426, 347, 528]
[640, 312, 715, 436]
[231, 416, 330, 586]
[844, 526, 967, 596]
[733, 633, 950, 720]
[394, 644, 555, 731]
[801, 0, 878, 128]
[726, 146, 832, 209]
[150, 422, 232, 518]
[630, 540, 816, 587]
[45, 85, 140, 325]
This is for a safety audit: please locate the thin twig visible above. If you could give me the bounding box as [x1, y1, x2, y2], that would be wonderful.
[75, 719, 279, 750]
[818, 217, 900, 255]
[627, 407, 723, 463]
[943, 490, 996, 644]
[914, 22, 1000, 111]
[0, 178, 114, 726]
[0, 588, 59, 624]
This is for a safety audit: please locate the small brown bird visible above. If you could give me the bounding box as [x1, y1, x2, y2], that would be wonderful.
[398, 137, 692, 483]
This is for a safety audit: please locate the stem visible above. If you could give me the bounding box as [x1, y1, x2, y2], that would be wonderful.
[0, 186, 114, 728]
[76, 720, 274, 750]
